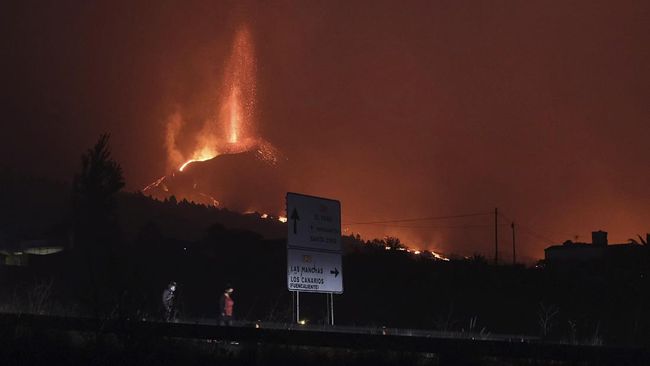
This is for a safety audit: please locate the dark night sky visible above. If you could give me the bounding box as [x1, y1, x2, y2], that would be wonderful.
[1, 1, 649, 260]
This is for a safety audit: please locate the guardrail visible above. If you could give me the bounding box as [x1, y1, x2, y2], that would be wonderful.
[1, 313, 648, 365]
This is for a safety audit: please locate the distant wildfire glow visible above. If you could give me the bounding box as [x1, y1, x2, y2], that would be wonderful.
[167, 26, 257, 172]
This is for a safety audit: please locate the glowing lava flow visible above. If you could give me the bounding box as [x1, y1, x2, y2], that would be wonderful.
[178, 161, 195, 172]
[142, 175, 166, 192]
[178, 146, 219, 171]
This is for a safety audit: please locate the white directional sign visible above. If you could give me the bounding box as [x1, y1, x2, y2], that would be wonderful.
[287, 248, 343, 293]
[286, 192, 343, 294]
[286, 192, 341, 252]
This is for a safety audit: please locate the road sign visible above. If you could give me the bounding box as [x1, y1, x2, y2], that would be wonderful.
[286, 192, 341, 252]
[286, 192, 343, 296]
[287, 248, 343, 293]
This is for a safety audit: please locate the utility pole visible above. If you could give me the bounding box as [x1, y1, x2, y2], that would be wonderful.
[494, 207, 499, 265]
[510, 221, 517, 266]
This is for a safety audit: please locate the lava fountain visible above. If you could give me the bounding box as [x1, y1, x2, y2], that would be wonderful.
[143, 25, 284, 212]
[169, 25, 259, 173]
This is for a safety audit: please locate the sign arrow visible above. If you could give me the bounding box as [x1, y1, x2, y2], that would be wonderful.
[290, 208, 300, 234]
[330, 268, 339, 277]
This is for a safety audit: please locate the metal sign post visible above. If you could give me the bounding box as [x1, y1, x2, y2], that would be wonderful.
[330, 293, 334, 326]
[286, 192, 343, 325]
[296, 291, 300, 324]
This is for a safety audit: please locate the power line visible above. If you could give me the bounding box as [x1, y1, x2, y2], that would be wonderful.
[344, 208, 559, 246]
[344, 212, 491, 226]
[345, 223, 509, 230]
[518, 227, 556, 245]
[497, 211, 556, 245]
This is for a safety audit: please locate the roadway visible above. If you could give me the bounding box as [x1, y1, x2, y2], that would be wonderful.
[1, 312, 648, 365]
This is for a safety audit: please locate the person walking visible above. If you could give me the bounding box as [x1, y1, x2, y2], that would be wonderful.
[162, 281, 177, 322]
[218, 285, 235, 326]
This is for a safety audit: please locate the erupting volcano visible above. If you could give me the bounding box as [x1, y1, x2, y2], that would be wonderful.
[143, 25, 286, 214]
[170, 26, 259, 172]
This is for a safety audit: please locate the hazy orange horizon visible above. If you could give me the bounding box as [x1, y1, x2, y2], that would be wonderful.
[2, 1, 648, 260]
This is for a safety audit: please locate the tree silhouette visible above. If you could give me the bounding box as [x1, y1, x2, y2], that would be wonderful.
[72, 133, 124, 235]
[71, 133, 125, 316]
[627, 234, 648, 246]
[385, 236, 406, 250]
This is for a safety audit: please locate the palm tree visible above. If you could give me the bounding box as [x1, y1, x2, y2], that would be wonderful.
[627, 234, 648, 246]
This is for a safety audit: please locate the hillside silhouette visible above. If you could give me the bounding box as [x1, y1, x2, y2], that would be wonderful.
[1, 156, 649, 346]
[143, 146, 288, 214]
